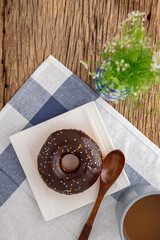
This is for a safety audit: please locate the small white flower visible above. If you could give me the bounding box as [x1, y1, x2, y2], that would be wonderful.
[112, 50, 115, 53]
[128, 13, 132, 19]
[151, 63, 160, 71]
[116, 67, 120, 72]
[134, 11, 140, 17]
[120, 45, 124, 49]
[151, 51, 160, 71]
[112, 42, 117, 46]
[123, 18, 129, 23]
[124, 63, 129, 68]
[121, 59, 124, 64]
[132, 17, 137, 22]
[122, 67, 126, 71]
[127, 44, 131, 48]
[115, 61, 119, 65]
[142, 18, 145, 22]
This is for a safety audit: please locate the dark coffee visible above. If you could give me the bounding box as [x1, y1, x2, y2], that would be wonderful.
[123, 194, 160, 240]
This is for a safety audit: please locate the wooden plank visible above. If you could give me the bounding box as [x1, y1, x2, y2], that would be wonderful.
[0, 0, 4, 110]
[2, 0, 160, 146]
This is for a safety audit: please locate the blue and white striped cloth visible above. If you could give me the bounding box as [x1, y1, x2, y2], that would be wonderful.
[0, 55, 160, 240]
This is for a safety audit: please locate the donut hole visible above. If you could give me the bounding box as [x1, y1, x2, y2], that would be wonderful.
[61, 154, 80, 172]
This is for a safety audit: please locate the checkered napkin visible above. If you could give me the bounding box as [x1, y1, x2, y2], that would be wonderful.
[0, 55, 160, 240]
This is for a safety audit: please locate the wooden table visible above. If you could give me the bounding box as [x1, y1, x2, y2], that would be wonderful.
[0, 0, 159, 147]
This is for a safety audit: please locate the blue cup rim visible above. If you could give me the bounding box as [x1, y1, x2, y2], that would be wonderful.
[120, 191, 160, 240]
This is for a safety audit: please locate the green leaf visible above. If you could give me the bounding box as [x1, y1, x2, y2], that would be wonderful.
[109, 83, 114, 90]
[112, 77, 119, 85]
[80, 60, 88, 70]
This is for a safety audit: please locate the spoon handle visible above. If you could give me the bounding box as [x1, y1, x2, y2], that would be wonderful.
[78, 193, 105, 240]
[78, 224, 92, 240]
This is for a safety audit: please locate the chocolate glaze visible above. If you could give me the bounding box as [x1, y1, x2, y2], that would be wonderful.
[37, 129, 102, 195]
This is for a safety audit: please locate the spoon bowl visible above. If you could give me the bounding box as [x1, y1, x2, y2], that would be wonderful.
[101, 150, 125, 184]
[78, 149, 125, 240]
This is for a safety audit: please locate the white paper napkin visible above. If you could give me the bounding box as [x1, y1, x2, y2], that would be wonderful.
[10, 101, 130, 221]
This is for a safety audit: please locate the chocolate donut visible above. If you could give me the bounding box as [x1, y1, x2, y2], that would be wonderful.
[37, 129, 103, 195]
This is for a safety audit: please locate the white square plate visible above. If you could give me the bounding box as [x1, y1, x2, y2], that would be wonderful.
[10, 101, 130, 221]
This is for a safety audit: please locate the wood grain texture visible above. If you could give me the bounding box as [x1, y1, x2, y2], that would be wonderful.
[0, 0, 4, 110]
[0, 0, 159, 146]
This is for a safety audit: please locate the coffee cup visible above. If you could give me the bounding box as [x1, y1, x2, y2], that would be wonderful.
[116, 184, 160, 240]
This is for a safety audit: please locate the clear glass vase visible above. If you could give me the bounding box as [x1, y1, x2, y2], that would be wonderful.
[94, 67, 131, 101]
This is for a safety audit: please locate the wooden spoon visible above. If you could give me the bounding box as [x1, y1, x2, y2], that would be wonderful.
[78, 149, 125, 240]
